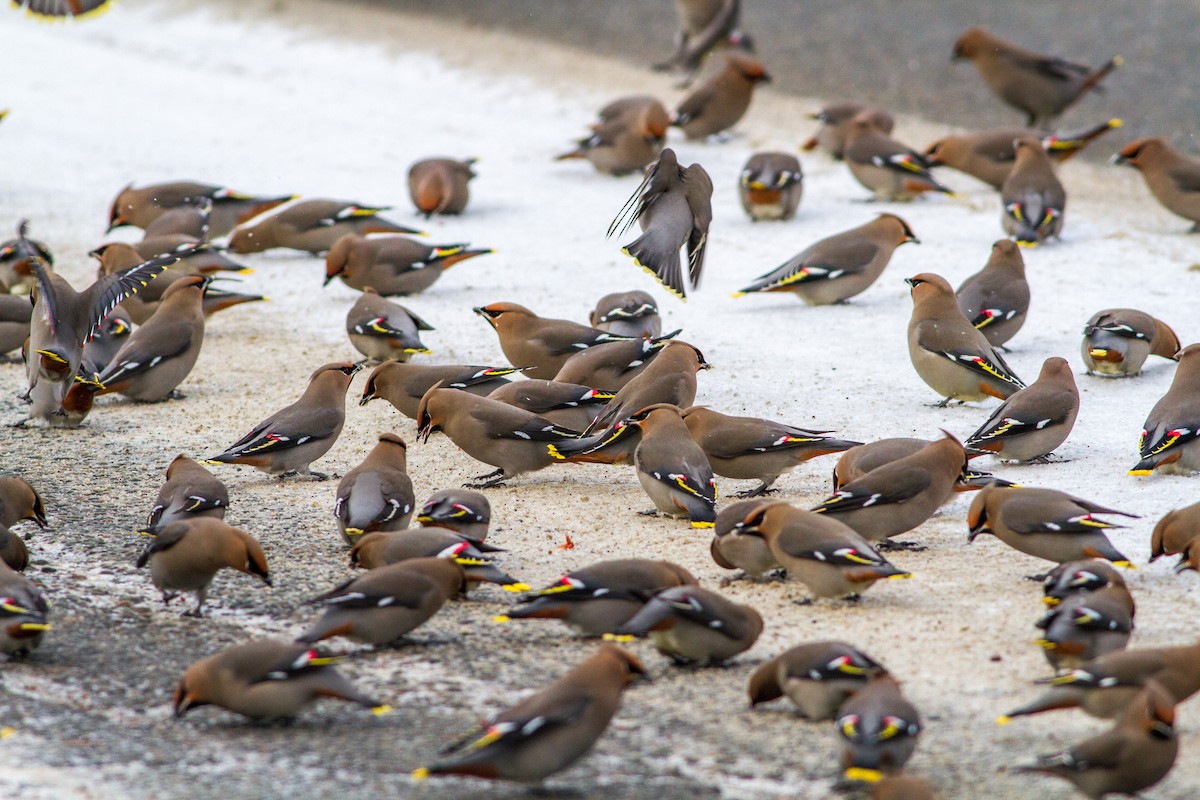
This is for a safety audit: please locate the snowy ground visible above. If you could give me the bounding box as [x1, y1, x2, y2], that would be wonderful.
[1, 1, 1199, 798]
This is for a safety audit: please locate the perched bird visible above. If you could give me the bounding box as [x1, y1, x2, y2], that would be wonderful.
[844, 117, 954, 201]
[1173, 538, 1200, 574]
[108, 181, 294, 237]
[1129, 343, 1200, 475]
[589, 290, 661, 339]
[80, 306, 132, 372]
[131, 236, 252, 276]
[297, 557, 466, 646]
[1114, 137, 1200, 231]
[205, 362, 361, 479]
[90, 275, 209, 402]
[0, 295, 32, 359]
[1015, 681, 1177, 799]
[0, 527, 27, 573]
[407, 157, 475, 218]
[835, 673, 923, 783]
[556, 96, 671, 177]
[748, 640, 885, 719]
[496, 558, 698, 636]
[955, 240, 1029, 348]
[802, 103, 895, 161]
[142, 198, 213, 240]
[610, 148, 713, 300]
[13, 0, 111, 17]
[906, 273, 1025, 405]
[333, 433, 414, 545]
[1036, 583, 1135, 672]
[831, 437, 1008, 500]
[683, 406, 860, 496]
[553, 334, 679, 391]
[359, 361, 514, 420]
[672, 53, 770, 140]
[1150, 501, 1200, 563]
[227, 200, 421, 254]
[1042, 559, 1128, 606]
[345, 288, 432, 362]
[488, 379, 613, 432]
[965, 357, 1079, 463]
[324, 234, 491, 296]
[145, 455, 229, 533]
[608, 585, 762, 665]
[0, 561, 50, 657]
[585, 340, 708, 434]
[925, 120, 1122, 189]
[734, 214, 917, 305]
[1001, 136, 1066, 246]
[0, 219, 52, 295]
[474, 302, 636, 378]
[629, 404, 717, 528]
[0, 477, 47, 530]
[811, 433, 968, 545]
[172, 639, 388, 721]
[416, 489, 491, 543]
[412, 645, 643, 784]
[967, 485, 1136, 565]
[416, 385, 579, 488]
[136, 518, 271, 616]
[738, 152, 803, 222]
[653, 0, 745, 77]
[952, 27, 1122, 126]
[1001, 641, 1200, 723]
[709, 498, 782, 581]
[1081, 309, 1179, 378]
[738, 503, 912, 600]
[348, 528, 524, 590]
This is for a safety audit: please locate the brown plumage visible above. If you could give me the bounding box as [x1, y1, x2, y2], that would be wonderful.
[709, 498, 781, 580]
[836, 673, 923, 783]
[844, 118, 954, 201]
[672, 53, 770, 139]
[0, 560, 50, 656]
[553, 334, 678, 391]
[748, 641, 885, 719]
[1036, 583, 1135, 672]
[136, 518, 271, 616]
[1002, 136, 1066, 246]
[964, 357, 1079, 463]
[803, 103, 894, 160]
[324, 234, 491, 296]
[557, 96, 671, 177]
[407, 157, 475, 217]
[1114, 137, 1200, 231]
[345, 288, 433, 363]
[227, 199, 421, 254]
[653, 0, 746, 77]
[474, 301, 635, 378]
[1150, 502, 1200, 563]
[0, 477, 47, 530]
[145, 455, 228, 533]
[333, 433, 414, 545]
[488, 379, 613, 432]
[609, 585, 762, 665]
[738, 151, 803, 221]
[1129, 343, 1200, 475]
[955, 239, 1029, 348]
[589, 290, 661, 339]
[107, 181, 293, 237]
[348, 528, 524, 591]
[358, 361, 515, 420]
[416, 489, 491, 542]
[1081, 308, 1179, 378]
[0, 526, 28, 572]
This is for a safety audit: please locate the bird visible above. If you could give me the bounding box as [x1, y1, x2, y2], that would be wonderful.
[131, 236, 252, 276]
[748, 640, 885, 719]
[90, 275, 209, 402]
[1001, 136, 1066, 246]
[952, 27, 1122, 126]
[738, 151, 803, 221]
[589, 290, 661, 338]
[955, 239, 1030, 349]
[0, 527, 27, 573]
[345, 288, 433, 362]
[737, 503, 912, 600]
[0, 219, 52, 294]
[844, 117, 955, 201]
[145, 455, 229, 533]
[1081, 309, 1180, 378]
[802, 103, 895, 161]
[79, 306, 132, 372]
[172, 639, 389, 722]
[906, 273, 1025, 405]
[672, 53, 770, 139]
[205, 362, 361, 479]
[0, 295, 32, 359]
[0, 560, 50, 657]
[297, 557, 466, 646]
[628, 404, 717, 528]
[407, 157, 475, 217]
[924, 120, 1122, 189]
[141, 197, 213, 240]
[1172, 537, 1200, 574]
[584, 340, 709, 434]
[734, 214, 917, 305]
[811, 433, 968, 546]
[1036, 583, 1135, 672]
[556, 96, 671, 177]
[324, 234, 492, 296]
[0, 477, 47, 530]
[416, 489, 491, 543]
[682, 406, 861, 496]
[13, 0, 111, 18]
[487, 379, 614, 432]
[831, 438, 1009, 500]
[416, 384, 580, 488]
[553, 333, 680, 391]
[1113, 137, 1200, 231]
[359, 362, 515, 420]
[1150, 501, 1200, 563]
[709, 498, 782, 581]
[1129, 343, 1200, 475]
[474, 302, 637, 378]
[964, 357, 1079, 463]
[333, 433, 414, 545]
[967, 485, 1137, 566]
[835, 673, 923, 783]
[348, 528, 525, 591]
[495, 558, 698, 636]
[108, 180, 294, 237]
[609, 148, 713, 300]
[135, 518, 271, 616]
[1014, 681, 1177, 799]
[226, 200, 421, 254]
[653, 0, 746, 78]
[607, 585, 762, 666]
[412, 644, 644, 784]
[1042, 559, 1128, 607]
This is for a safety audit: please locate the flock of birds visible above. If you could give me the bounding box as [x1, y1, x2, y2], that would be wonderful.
[6, 1, 1200, 798]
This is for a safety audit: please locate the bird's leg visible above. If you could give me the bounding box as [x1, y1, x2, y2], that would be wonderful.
[308, 470, 329, 481]
[7, 417, 29, 428]
[793, 597, 814, 607]
[933, 397, 954, 408]
[843, 593, 862, 603]
[735, 483, 776, 498]
[465, 469, 506, 489]
[1024, 572, 1050, 583]
[183, 589, 207, 618]
[719, 570, 750, 587]
[637, 509, 660, 517]
[878, 540, 927, 552]
[167, 390, 187, 401]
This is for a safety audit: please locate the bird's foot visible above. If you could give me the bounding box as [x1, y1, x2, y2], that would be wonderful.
[464, 469, 507, 489]
[842, 593, 863, 603]
[793, 597, 814, 606]
[167, 390, 187, 401]
[1024, 572, 1050, 583]
[734, 485, 777, 498]
[931, 397, 963, 408]
[636, 509, 660, 517]
[182, 607, 206, 618]
[308, 471, 329, 481]
[7, 417, 29, 428]
[878, 540, 927, 552]
[719, 571, 750, 587]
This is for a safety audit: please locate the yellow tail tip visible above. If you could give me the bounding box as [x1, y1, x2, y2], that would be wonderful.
[502, 583, 531, 593]
[492, 615, 511, 623]
[18, 623, 52, 632]
[0, 727, 13, 740]
[887, 573, 914, 580]
[1036, 639, 1056, 650]
[1127, 469, 1152, 477]
[1041, 596, 1060, 606]
[201, 460, 225, 467]
[730, 291, 746, 299]
[371, 704, 392, 716]
[996, 715, 1012, 726]
[843, 768, 884, 784]
[601, 633, 636, 643]
[691, 521, 715, 529]
[411, 768, 430, 782]
[1112, 55, 1125, 67]
[1109, 118, 1124, 128]
[236, 267, 255, 275]
[1113, 560, 1137, 570]
[344, 528, 364, 537]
